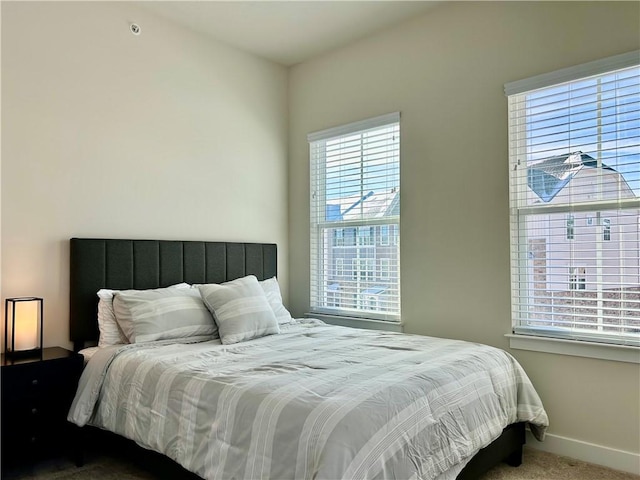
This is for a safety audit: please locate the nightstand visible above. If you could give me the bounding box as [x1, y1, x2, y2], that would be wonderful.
[1, 347, 83, 472]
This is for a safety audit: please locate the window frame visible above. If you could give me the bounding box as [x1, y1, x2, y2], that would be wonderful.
[357, 226, 374, 246]
[379, 225, 390, 246]
[308, 112, 401, 323]
[505, 51, 640, 362]
[379, 258, 391, 280]
[569, 267, 586, 291]
[603, 218, 611, 241]
[335, 258, 344, 278]
[566, 215, 575, 240]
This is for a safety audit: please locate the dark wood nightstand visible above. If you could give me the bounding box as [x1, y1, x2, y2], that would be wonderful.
[1, 347, 83, 472]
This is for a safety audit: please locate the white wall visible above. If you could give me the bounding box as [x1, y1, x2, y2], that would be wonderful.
[289, 0, 640, 468]
[1, 2, 289, 350]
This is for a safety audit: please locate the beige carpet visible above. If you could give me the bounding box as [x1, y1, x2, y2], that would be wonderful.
[6, 447, 639, 480]
[479, 448, 639, 480]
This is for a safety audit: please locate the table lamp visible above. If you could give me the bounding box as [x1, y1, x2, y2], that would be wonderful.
[4, 297, 43, 359]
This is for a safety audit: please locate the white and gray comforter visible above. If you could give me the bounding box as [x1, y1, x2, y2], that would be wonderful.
[69, 319, 548, 480]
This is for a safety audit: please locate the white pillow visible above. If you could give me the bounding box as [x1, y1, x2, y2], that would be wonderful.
[259, 277, 293, 325]
[197, 275, 279, 345]
[113, 288, 216, 343]
[97, 283, 189, 347]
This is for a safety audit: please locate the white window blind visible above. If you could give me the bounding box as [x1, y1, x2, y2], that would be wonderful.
[506, 52, 640, 347]
[309, 113, 400, 322]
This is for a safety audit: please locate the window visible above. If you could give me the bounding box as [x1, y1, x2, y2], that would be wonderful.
[309, 112, 400, 321]
[327, 291, 340, 307]
[351, 259, 359, 280]
[379, 258, 390, 280]
[357, 226, 374, 246]
[569, 267, 586, 290]
[506, 51, 640, 348]
[344, 228, 356, 246]
[360, 296, 379, 310]
[352, 258, 375, 281]
[335, 258, 344, 278]
[603, 218, 611, 241]
[379, 225, 390, 246]
[566, 215, 575, 240]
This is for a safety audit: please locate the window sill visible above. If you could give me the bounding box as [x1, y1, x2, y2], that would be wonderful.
[305, 312, 404, 333]
[506, 334, 640, 364]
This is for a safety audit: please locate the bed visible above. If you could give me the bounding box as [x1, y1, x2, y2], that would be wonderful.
[67, 238, 548, 480]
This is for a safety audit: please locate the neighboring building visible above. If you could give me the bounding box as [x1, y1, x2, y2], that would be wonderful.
[525, 152, 640, 331]
[324, 188, 399, 313]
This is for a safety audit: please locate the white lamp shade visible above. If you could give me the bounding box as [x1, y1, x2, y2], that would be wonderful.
[5, 297, 43, 354]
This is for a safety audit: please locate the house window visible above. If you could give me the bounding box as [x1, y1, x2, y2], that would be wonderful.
[380, 225, 390, 246]
[357, 226, 374, 246]
[344, 228, 356, 246]
[566, 215, 575, 240]
[352, 259, 375, 281]
[379, 258, 390, 280]
[358, 295, 379, 310]
[367, 296, 379, 309]
[327, 291, 339, 307]
[569, 267, 586, 290]
[309, 113, 401, 322]
[506, 52, 640, 348]
[335, 258, 344, 278]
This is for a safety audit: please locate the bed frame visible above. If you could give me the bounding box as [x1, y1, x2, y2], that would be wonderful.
[69, 237, 525, 479]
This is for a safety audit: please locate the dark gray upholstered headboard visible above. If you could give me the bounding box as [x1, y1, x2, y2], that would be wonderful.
[69, 238, 277, 351]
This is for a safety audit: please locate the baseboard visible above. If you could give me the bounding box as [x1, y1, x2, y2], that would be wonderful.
[526, 430, 640, 475]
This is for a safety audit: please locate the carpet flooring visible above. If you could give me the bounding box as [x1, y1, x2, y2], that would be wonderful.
[4, 447, 638, 480]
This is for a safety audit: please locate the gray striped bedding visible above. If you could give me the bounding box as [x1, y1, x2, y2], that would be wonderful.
[68, 319, 548, 480]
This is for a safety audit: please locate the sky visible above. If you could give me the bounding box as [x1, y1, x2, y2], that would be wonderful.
[525, 65, 640, 197]
[321, 125, 400, 206]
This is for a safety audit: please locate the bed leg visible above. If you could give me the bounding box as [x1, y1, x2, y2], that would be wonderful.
[505, 445, 523, 467]
[73, 426, 85, 467]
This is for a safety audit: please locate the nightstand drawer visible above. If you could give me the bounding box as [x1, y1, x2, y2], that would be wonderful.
[1, 356, 81, 402]
[3, 423, 63, 462]
[1, 347, 83, 471]
[2, 396, 71, 429]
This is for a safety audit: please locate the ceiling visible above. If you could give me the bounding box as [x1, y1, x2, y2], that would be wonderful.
[139, 1, 440, 66]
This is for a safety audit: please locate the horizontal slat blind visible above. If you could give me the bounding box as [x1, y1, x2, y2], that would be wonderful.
[507, 58, 640, 347]
[309, 113, 400, 321]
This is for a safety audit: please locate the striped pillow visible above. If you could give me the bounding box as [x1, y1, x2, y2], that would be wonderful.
[259, 277, 293, 325]
[197, 275, 280, 345]
[97, 283, 190, 347]
[113, 288, 216, 343]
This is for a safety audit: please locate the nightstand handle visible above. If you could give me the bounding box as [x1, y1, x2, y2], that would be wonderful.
[31, 379, 38, 386]
[31, 407, 38, 415]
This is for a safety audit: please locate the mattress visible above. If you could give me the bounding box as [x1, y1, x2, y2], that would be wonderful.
[78, 346, 100, 364]
[69, 319, 548, 480]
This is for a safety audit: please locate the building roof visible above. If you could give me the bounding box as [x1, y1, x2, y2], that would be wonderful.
[326, 188, 399, 221]
[362, 286, 388, 295]
[527, 152, 616, 203]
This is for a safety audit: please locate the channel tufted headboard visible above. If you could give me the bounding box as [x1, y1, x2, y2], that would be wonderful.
[69, 238, 277, 351]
